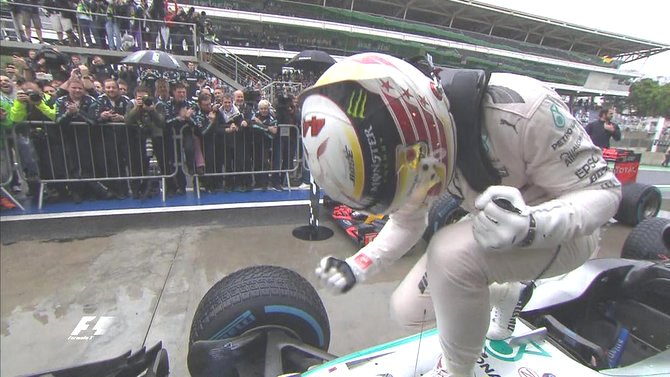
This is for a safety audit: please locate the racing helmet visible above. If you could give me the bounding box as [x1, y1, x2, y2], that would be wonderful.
[299, 53, 457, 215]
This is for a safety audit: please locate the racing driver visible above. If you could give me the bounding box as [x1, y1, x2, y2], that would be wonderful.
[302, 52, 621, 376]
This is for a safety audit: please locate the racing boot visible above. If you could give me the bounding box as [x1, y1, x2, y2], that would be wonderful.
[423, 354, 472, 377]
[487, 281, 534, 340]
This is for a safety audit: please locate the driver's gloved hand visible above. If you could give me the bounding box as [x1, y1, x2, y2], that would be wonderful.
[473, 186, 531, 250]
[473, 185, 575, 250]
[315, 256, 358, 294]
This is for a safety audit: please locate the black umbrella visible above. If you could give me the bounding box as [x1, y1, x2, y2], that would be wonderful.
[286, 50, 337, 70]
[120, 50, 189, 72]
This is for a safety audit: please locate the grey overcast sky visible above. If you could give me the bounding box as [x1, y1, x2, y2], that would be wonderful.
[476, 0, 670, 78]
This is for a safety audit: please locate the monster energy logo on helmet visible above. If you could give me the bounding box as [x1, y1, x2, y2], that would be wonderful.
[347, 89, 367, 119]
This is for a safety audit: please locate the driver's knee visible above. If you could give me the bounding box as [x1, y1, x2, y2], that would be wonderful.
[428, 221, 488, 289]
[389, 288, 430, 329]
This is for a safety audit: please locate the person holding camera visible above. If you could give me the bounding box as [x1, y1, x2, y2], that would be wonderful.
[10, 82, 55, 123]
[125, 86, 164, 198]
[9, 80, 56, 199]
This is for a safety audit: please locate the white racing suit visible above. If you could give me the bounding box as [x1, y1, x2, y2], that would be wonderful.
[347, 73, 622, 376]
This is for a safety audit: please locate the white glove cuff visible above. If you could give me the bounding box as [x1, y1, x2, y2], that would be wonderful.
[524, 201, 574, 249]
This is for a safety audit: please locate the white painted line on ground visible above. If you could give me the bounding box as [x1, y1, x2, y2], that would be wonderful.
[0, 200, 315, 222]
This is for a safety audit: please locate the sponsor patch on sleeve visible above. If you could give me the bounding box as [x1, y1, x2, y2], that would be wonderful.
[354, 253, 373, 270]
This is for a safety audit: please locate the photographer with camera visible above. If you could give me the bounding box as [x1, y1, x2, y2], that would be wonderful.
[9, 80, 56, 200]
[125, 87, 164, 199]
[10, 82, 55, 123]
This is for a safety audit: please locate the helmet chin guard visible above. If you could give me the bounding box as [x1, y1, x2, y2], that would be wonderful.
[300, 53, 457, 215]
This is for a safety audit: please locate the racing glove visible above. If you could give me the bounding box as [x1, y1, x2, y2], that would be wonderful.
[315, 256, 356, 294]
[473, 186, 574, 250]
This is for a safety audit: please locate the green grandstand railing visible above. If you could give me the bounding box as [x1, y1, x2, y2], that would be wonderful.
[188, 0, 615, 68]
[207, 16, 590, 86]
[281, 1, 614, 68]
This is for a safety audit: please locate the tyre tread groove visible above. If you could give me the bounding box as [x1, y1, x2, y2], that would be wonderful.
[190, 266, 330, 349]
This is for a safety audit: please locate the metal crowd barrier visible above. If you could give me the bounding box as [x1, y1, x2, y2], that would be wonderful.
[186, 123, 303, 199]
[1, 126, 25, 210]
[19, 120, 179, 209]
[9, 121, 304, 210]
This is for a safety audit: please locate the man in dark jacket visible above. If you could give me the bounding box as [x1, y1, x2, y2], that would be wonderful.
[157, 82, 195, 194]
[585, 108, 621, 149]
[96, 78, 133, 198]
[54, 79, 98, 202]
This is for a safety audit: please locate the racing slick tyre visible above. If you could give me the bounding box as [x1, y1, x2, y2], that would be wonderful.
[423, 193, 468, 241]
[614, 183, 661, 226]
[621, 217, 670, 260]
[190, 265, 330, 349]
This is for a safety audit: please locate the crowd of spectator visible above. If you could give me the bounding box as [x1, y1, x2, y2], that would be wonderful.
[2, 0, 217, 56]
[1, 0, 360, 60]
[0, 46, 306, 210]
